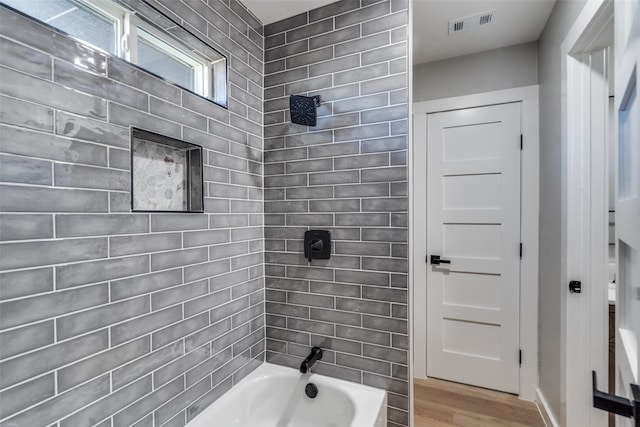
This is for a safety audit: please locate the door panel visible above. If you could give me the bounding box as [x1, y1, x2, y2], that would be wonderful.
[615, 0, 639, 424]
[426, 102, 521, 394]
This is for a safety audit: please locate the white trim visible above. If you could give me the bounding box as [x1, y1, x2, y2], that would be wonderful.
[560, 0, 612, 425]
[536, 388, 560, 427]
[412, 85, 540, 401]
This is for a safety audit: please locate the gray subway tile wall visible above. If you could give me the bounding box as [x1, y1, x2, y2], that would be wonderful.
[0, 0, 265, 426]
[263, 1, 409, 426]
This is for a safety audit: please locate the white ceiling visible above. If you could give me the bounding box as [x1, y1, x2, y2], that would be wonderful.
[413, 0, 555, 64]
[240, 0, 556, 65]
[242, 0, 339, 25]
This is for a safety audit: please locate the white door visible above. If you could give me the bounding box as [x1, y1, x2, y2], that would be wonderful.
[614, 0, 639, 423]
[426, 103, 522, 394]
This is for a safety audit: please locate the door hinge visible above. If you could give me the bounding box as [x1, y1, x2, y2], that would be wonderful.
[519, 349, 522, 365]
[520, 134, 523, 150]
[519, 243, 523, 258]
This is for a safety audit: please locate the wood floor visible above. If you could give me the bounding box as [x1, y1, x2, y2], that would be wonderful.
[414, 377, 546, 427]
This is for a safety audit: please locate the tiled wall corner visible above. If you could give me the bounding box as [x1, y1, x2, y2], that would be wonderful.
[0, 1, 264, 425]
[262, 1, 410, 426]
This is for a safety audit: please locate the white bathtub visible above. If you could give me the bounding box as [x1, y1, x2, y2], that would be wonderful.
[186, 362, 387, 427]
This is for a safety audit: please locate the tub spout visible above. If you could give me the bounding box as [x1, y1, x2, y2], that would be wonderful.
[299, 347, 323, 373]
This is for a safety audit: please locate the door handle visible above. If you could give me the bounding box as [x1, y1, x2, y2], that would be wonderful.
[592, 371, 640, 425]
[430, 255, 451, 265]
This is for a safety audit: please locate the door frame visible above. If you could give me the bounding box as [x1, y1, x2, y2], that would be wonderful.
[561, 0, 613, 426]
[411, 85, 540, 401]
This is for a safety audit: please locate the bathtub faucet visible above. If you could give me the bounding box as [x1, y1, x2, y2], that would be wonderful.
[300, 347, 323, 373]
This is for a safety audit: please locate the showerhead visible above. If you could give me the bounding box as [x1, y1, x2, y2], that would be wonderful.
[289, 95, 321, 126]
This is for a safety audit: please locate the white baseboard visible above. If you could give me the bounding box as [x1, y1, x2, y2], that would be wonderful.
[536, 388, 560, 427]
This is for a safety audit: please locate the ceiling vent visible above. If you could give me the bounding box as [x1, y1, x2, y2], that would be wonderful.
[448, 10, 496, 35]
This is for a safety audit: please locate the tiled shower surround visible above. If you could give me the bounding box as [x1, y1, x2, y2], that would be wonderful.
[0, 0, 410, 426]
[262, 1, 409, 426]
[0, 0, 265, 425]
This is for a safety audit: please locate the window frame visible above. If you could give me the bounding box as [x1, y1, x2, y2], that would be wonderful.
[0, 0, 228, 107]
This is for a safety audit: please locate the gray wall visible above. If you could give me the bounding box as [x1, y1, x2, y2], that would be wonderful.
[413, 42, 538, 102]
[0, 1, 265, 425]
[262, 1, 409, 426]
[537, 0, 587, 422]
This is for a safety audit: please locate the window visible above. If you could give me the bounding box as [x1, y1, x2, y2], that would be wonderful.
[1, 0, 227, 107]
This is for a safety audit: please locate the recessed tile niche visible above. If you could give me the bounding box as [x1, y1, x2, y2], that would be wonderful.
[131, 128, 203, 212]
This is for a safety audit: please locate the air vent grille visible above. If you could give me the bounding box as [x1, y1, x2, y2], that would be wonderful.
[448, 10, 496, 35]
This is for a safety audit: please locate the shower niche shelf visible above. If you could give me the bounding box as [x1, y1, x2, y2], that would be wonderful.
[131, 128, 203, 212]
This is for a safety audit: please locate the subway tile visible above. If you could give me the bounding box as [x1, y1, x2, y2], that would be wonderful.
[362, 286, 406, 303]
[1, 125, 107, 167]
[110, 268, 182, 300]
[0, 214, 53, 241]
[184, 259, 231, 283]
[54, 163, 129, 191]
[311, 307, 360, 327]
[337, 352, 390, 376]
[335, 32, 389, 58]
[151, 248, 209, 271]
[336, 297, 390, 316]
[362, 256, 407, 273]
[108, 58, 181, 104]
[109, 103, 181, 140]
[363, 372, 408, 395]
[0, 153, 51, 185]
[309, 199, 359, 212]
[361, 136, 406, 153]
[57, 336, 149, 392]
[150, 214, 208, 232]
[363, 343, 407, 364]
[111, 306, 182, 346]
[184, 289, 231, 318]
[56, 214, 148, 238]
[0, 330, 109, 389]
[114, 376, 184, 427]
[152, 312, 210, 350]
[287, 18, 333, 43]
[110, 233, 182, 257]
[362, 42, 407, 66]
[361, 104, 407, 124]
[0, 374, 55, 420]
[0, 36, 51, 79]
[361, 166, 407, 182]
[0, 94, 53, 132]
[56, 254, 149, 289]
[54, 59, 148, 111]
[0, 66, 107, 120]
[265, 12, 308, 37]
[362, 314, 407, 334]
[0, 320, 53, 360]
[0, 283, 108, 330]
[286, 47, 333, 70]
[363, 11, 407, 35]
[308, 141, 359, 158]
[336, 325, 390, 346]
[152, 280, 209, 311]
[112, 340, 184, 390]
[334, 124, 390, 143]
[362, 197, 407, 212]
[150, 97, 207, 131]
[1, 375, 109, 427]
[362, 227, 407, 242]
[361, 74, 407, 95]
[335, 213, 389, 226]
[153, 376, 210, 425]
[309, 0, 361, 22]
[334, 62, 388, 86]
[335, 183, 389, 198]
[60, 376, 152, 427]
[0, 267, 53, 301]
[57, 296, 150, 340]
[335, 1, 390, 28]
